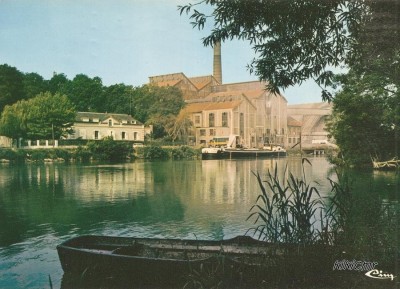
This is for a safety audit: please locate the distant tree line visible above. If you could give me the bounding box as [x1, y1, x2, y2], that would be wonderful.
[0, 64, 189, 143]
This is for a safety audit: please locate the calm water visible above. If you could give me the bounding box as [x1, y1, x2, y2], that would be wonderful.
[0, 156, 398, 288]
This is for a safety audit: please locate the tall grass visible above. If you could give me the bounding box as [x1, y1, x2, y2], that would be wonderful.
[247, 158, 325, 245]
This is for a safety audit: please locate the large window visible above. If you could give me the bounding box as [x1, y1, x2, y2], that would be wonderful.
[209, 113, 215, 127]
[122, 132, 126, 140]
[222, 112, 228, 127]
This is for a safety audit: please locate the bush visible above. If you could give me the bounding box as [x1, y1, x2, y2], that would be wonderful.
[170, 146, 199, 160]
[0, 148, 17, 160]
[142, 145, 169, 160]
[72, 146, 92, 162]
[87, 137, 133, 161]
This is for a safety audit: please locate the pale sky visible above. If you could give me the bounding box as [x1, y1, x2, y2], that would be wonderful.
[0, 0, 323, 104]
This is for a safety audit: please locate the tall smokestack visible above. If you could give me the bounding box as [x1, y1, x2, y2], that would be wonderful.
[213, 41, 222, 84]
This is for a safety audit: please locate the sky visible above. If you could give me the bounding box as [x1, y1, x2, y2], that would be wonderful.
[0, 0, 323, 104]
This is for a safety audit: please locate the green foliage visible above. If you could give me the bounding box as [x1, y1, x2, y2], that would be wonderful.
[133, 85, 186, 138]
[0, 92, 76, 142]
[23, 72, 48, 99]
[0, 64, 26, 111]
[26, 92, 76, 140]
[102, 83, 135, 114]
[327, 71, 399, 167]
[0, 148, 25, 162]
[0, 65, 185, 142]
[142, 145, 169, 160]
[48, 73, 69, 95]
[86, 136, 133, 161]
[72, 146, 92, 162]
[62, 74, 104, 111]
[170, 146, 198, 159]
[0, 100, 29, 140]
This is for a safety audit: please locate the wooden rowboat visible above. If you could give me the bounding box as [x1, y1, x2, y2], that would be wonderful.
[57, 235, 288, 286]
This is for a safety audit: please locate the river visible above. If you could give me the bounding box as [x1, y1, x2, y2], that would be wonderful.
[0, 156, 398, 288]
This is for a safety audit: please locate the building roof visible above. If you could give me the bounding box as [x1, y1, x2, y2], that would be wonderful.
[182, 100, 243, 114]
[288, 102, 332, 109]
[207, 89, 265, 100]
[287, 116, 302, 127]
[153, 79, 182, 87]
[75, 112, 142, 125]
[188, 75, 216, 90]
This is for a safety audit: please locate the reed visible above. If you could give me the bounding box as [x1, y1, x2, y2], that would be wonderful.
[247, 158, 325, 245]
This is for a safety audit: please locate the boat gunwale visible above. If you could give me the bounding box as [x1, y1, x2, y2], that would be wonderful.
[57, 235, 274, 263]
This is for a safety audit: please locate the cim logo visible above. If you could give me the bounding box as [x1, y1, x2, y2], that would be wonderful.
[365, 269, 396, 281]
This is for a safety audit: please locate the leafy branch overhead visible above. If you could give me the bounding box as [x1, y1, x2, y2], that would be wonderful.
[179, 0, 400, 101]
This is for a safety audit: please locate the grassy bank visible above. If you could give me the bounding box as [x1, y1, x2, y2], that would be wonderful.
[0, 143, 201, 163]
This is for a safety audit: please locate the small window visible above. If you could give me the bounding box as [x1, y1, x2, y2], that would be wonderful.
[222, 112, 228, 127]
[94, 131, 99, 140]
[200, 129, 206, 136]
[122, 132, 126, 140]
[209, 113, 215, 127]
[195, 115, 200, 125]
[209, 129, 215, 136]
[108, 119, 112, 127]
[133, 132, 138, 140]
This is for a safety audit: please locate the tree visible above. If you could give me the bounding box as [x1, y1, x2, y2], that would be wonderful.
[63, 74, 104, 112]
[165, 111, 193, 143]
[0, 92, 76, 142]
[179, 0, 400, 100]
[327, 70, 399, 166]
[102, 83, 135, 114]
[26, 92, 76, 140]
[23, 72, 48, 99]
[48, 73, 70, 95]
[130, 85, 186, 138]
[0, 100, 29, 143]
[0, 64, 26, 111]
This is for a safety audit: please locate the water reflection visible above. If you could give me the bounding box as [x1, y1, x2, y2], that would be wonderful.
[0, 157, 398, 289]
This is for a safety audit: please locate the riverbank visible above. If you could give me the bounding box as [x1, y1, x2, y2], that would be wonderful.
[0, 144, 202, 163]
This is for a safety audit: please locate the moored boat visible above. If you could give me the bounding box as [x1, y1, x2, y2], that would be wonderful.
[201, 147, 227, 159]
[201, 134, 287, 160]
[224, 145, 286, 159]
[57, 235, 283, 285]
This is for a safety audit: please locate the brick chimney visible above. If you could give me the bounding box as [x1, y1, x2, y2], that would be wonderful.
[213, 41, 222, 84]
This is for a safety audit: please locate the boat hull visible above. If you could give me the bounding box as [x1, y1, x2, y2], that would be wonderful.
[224, 149, 287, 159]
[202, 149, 287, 159]
[57, 235, 339, 287]
[57, 235, 272, 285]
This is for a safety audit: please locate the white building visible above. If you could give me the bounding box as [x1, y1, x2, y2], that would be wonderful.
[69, 112, 152, 142]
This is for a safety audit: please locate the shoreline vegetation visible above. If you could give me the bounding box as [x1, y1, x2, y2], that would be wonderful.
[0, 143, 202, 163]
[0, 138, 324, 164]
